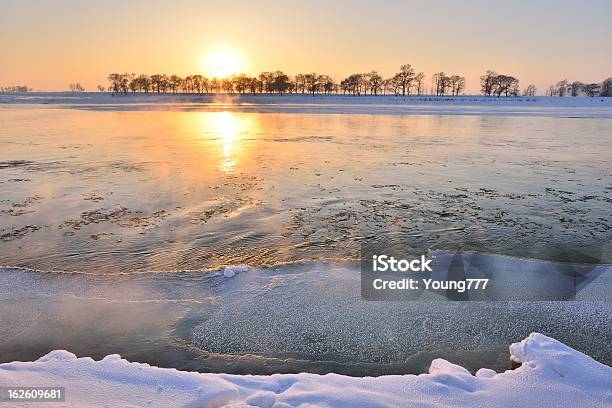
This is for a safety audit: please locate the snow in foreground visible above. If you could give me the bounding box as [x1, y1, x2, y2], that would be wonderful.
[1, 334, 610, 407]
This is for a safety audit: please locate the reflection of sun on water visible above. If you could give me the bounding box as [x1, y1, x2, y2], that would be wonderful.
[197, 111, 256, 173]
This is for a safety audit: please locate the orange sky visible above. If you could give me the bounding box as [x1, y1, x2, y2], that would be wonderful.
[1, 0, 611, 94]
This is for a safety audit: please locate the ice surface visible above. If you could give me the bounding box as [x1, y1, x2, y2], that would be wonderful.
[0, 333, 609, 407]
[0, 256, 610, 376]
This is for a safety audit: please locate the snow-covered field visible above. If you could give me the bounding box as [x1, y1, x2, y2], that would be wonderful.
[1, 333, 610, 407]
[2, 93, 612, 117]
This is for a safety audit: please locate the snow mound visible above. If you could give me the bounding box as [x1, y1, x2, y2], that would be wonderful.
[0, 333, 609, 407]
[509, 333, 612, 393]
[223, 264, 249, 278]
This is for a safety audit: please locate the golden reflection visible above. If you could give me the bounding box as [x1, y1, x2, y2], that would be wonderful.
[197, 111, 258, 173]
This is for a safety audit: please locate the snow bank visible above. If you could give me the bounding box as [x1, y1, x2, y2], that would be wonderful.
[0, 333, 609, 407]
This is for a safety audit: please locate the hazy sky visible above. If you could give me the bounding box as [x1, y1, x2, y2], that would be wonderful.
[1, 0, 610, 93]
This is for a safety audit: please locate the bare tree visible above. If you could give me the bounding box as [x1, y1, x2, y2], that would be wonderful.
[150, 74, 167, 93]
[569, 81, 583, 97]
[413, 72, 425, 95]
[600, 78, 612, 97]
[448, 75, 466, 95]
[188, 75, 207, 93]
[210, 78, 221, 93]
[137, 74, 151, 93]
[129, 80, 139, 93]
[200, 76, 210, 93]
[366, 71, 384, 95]
[384, 76, 401, 95]
[304, 73, 321, 95]
[319, 75, 336, 94]
[167, 75, 182, 93]
[293, 74, 307, 94]
[555, 79, 568, 96]
[183, 76, 192, 93]
[509, 81, 520, 96]
[121, 73, 134, 92]
[0, 85, 31, 93]
[108, 73, 129, 94]
[480, 70, 497, 96]
[491, 74, 519, 97]
[392, 64, 416, 96]
[432, 72, 450, 95]
[233, 74, 250, 94]
[128, 74, 140, 93]
[270, 71, 291, 94]
[97, 85, 105, 92]
[522, 84, 536, 96]
[258, 72, 274, 93]
[247, 77, 261, 94]
[69, 83, 85, 92]
[341, 73, 366, 95]
[583, 83, 600, 97]
[221, 78, 234, 93]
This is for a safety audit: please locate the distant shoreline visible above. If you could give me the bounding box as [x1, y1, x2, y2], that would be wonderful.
[3, 93, 612, 118]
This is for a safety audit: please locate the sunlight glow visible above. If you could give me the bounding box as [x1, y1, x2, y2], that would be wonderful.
[206, 49, 241, 78]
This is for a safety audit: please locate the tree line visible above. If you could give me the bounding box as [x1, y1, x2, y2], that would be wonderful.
[480, 71, 522, 97]
[98, 71, 606, 97]
[103, 65, 468, 96]
[0, 85, 31, 93]
[546, 78, 612, 97]
[6, 66, 609, 97]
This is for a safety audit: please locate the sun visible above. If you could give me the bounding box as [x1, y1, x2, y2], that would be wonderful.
[206, 49, 241, 78]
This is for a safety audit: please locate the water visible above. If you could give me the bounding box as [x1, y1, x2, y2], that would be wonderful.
[1, 105, 610, 271]
[0, 100, 611, 374]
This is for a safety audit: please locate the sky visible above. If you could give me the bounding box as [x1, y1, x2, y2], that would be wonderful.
[1, 0, 611, 94]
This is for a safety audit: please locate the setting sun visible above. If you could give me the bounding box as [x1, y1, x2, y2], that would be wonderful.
[206, 49, 241, 78]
